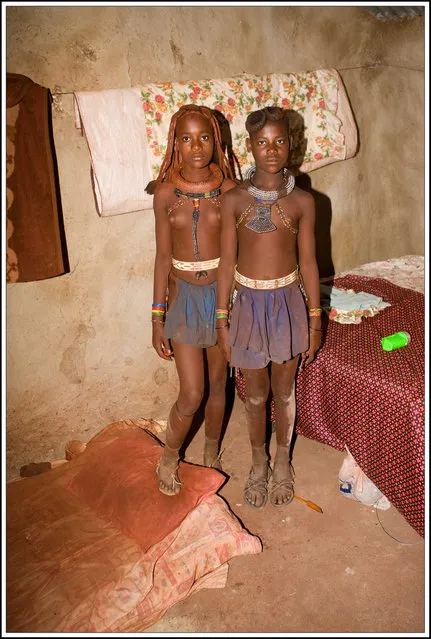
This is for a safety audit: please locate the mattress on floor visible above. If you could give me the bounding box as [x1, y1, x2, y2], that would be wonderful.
[6, 419, 262, 633]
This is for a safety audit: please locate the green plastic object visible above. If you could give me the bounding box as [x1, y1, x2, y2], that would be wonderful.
[380, 331, 411, 352]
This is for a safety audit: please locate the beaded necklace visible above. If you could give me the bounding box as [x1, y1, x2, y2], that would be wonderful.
[171, 164, 223, 279]
[243, 166, 295, 233]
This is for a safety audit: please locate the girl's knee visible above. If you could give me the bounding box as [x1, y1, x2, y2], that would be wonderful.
[245, 391, 269, 411]
[273, 388, 295, 405]
[177, 388, 204, 415]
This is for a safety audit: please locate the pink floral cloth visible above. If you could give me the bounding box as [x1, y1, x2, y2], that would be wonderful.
[141, 69, 357, 177]
[74, 69, 358, 215]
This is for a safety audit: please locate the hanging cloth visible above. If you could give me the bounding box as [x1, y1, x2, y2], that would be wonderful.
[6, 73, 69, 283]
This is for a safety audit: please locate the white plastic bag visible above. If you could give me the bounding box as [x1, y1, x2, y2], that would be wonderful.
[338, 447, 391, 510]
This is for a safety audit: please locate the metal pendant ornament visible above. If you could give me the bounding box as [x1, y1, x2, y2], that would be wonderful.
[245, 199, 277, 233]
[244, 166, 295, 234]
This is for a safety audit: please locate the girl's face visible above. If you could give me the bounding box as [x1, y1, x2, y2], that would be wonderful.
[246, 120, 290, 174]
[175, 113, 214, 169]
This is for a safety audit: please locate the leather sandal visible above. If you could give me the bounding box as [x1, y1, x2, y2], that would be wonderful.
[156, 458, 182, 496]
[243, 465, 271, 510]
[269, 476, 295, 507]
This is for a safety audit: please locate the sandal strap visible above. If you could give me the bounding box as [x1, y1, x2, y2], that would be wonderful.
[271, 478, 294, 490]
[156, 461, 183, 487]
[245, 467, 271, 495]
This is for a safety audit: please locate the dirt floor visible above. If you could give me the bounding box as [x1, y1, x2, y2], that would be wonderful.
[142, 398, 426, 635]
[5, 390, 426, 635]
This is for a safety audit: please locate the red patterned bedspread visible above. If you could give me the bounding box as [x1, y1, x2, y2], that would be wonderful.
[236, 274, 425, 536]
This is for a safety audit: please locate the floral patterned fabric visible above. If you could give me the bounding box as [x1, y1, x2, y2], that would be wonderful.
[75, 69, 357, 215]
[141, 69, 357, 179]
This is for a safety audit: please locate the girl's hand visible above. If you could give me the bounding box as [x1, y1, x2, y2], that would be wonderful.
[152, 322, 173, 360]
[299, 328, 322, 370]
[217, 326, 231, 363]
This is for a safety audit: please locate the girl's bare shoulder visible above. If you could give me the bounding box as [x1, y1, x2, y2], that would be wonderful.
[292, 184, 314, 202]
[221, 181, 248, 200]
[292, 185, 315, 212]
[153, 181, 176, 203]
[220, 177, 239, 194]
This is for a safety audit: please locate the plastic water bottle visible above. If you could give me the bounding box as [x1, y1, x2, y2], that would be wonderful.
[380, 331, 411, 352]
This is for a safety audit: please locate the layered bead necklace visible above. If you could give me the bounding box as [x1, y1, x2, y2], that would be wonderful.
[171, 163, 223, 279]
[243, 166, 295, 233]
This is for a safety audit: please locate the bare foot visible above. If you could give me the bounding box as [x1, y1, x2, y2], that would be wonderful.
[157, 447, 182, 496]
[203, 438, 222, 470]
[270, 447, 294, 507]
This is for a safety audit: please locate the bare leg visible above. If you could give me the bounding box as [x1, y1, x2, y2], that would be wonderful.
[157, 342, 204, 495]
[269, 356, 300, 506]
[241, 367, 271, 509]
[203, 344, 227, 469]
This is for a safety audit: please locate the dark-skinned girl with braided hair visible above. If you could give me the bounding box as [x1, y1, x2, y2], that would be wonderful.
[147, 104, 237, 496]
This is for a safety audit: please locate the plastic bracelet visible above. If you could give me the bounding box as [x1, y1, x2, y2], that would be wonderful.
[216, 308, 229, 314]
[308, 307, 322, 313]
[152, 303, 166, 308]
[152, 310, 165, 316]
[216, 324, 229, 329]
[309, 312, 322, 317]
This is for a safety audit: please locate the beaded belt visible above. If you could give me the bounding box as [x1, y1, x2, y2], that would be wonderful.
[172, 257, 220, 272]
[234, 266, 298, 290]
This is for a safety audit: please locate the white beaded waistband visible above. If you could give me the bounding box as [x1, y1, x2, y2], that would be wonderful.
[234, 266, 298, 290]
[172, 257, 220, 272]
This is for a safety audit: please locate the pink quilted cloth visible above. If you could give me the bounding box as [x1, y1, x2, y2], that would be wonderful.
[6, 421, 262, 633]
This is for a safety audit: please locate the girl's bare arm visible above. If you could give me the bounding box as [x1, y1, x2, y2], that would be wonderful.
[296, 191, 322, 367]
[297, 191, 320, 309]
[216, 190, 239, 361]
[152, 186, 174, 360]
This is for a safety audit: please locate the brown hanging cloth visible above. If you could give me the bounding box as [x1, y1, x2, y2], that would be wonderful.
[6, 73, 69, 282]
